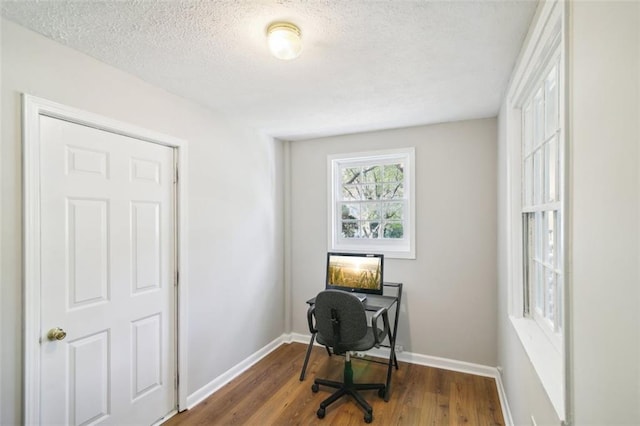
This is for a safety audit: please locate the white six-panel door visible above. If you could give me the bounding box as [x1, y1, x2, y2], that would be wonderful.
[38, 115, 176, 425]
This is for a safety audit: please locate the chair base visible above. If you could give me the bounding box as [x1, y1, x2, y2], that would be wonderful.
[311, 376, 386, 423]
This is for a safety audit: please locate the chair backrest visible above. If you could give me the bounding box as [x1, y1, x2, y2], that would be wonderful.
[314, 290, 367, 352]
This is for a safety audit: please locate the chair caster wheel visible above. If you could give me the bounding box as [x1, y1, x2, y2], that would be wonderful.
[311, 383, 319, 393]
[364, 412, 373, 423]
[317, 408, 325, 418]
[378, 387, 386, 398]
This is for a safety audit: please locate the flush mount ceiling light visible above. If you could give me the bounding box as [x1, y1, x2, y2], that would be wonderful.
[267, 22, 302, 60]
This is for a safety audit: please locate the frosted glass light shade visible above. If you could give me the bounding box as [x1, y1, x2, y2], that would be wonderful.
[267, 23, 302, 60]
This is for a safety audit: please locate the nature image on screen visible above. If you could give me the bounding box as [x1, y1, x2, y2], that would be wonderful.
[328, 255, 381, 290]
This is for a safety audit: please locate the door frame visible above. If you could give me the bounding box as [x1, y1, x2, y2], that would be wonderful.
[22, 94, 189, 423]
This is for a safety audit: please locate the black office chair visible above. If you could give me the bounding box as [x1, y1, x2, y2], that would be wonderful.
[307, 290, 390, 423]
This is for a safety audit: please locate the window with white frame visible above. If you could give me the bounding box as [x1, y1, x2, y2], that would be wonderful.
[522, 58, 563, 350]
[328, 148, 415, 259]
[506, 0, 567, 420]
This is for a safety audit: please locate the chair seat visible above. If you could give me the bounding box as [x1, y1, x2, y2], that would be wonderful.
[317, 327, 385, 353]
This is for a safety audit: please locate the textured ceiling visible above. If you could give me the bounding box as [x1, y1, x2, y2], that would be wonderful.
[1, 0, 537, 141]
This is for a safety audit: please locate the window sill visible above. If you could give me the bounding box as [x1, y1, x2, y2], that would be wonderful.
[510, 316, 565, 421]
[331, 242, 415, 260]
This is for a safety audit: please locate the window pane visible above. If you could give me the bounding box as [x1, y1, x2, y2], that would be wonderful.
[341, 203, 359, 220]
[383, 164, 404, 183]
[545, 64, 559, 138]
[382, 182, 403, 199]
[533, 87, 544, 145]
[543, 143, 550, 203]
[524, 156, 533, 206]
[362, 166, 382, 183]
[342, 167, 363, 184]
[546, 136, 558, 203]
[545, 267, 555, 322]
[544, 211, 556, 267]
[533, 149, 543, 205]
[373, 184, 383, 200]
[384, 202, 403, 220]
[341, 221, 358, 238]
[535, 212, 543, 261]
[556, 272, 563, 331]
[360, 221, 380, 238]
[361, 203, 381, 220]
[360, 184, 379, 200]
[383, 222, 404, 238]
[535, 262, 544, 313]
[523, 102, 533, 155]
[342, 184, 359, 200]
[555, 211, 562, 270]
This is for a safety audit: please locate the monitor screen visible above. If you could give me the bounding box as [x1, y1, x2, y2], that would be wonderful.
[325, 252, 384, 295]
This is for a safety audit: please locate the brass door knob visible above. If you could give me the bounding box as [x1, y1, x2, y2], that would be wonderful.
[47, 327, 67, 341]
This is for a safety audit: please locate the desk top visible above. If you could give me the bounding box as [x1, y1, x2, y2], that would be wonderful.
[306, 283, 402, 311]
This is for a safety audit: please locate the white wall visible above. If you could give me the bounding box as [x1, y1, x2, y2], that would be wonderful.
[497, 2, 640, 424]
[1, 19, 284, 425]
[570, 1, 640, 423]
[288, 119, 498, 366]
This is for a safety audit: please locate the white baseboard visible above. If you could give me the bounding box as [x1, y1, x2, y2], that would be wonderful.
[394, 350, 498, 378]
[494, 371, 514, 426]
[187, 332, 513, 425]
[185, 335, 288, 409]
[289, 332, 311, 344]
[291, 332, 494, 377]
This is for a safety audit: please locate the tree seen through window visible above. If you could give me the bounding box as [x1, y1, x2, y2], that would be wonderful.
[339, 163, 404, 239]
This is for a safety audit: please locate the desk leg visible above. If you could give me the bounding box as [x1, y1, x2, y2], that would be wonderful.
[382, 282, 403, 401]
[299, 332, 316, 381]
[384, 338, 396, 401]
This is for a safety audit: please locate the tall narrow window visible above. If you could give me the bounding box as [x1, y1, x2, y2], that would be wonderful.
[328, 148, 415, 259]
[506, 1, 566, 419]
[522, 60, 563, 349]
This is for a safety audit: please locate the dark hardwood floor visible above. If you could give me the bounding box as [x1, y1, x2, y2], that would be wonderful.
[164, 342, 504, 425]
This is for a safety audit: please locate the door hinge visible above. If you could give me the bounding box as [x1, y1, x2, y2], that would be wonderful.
[175, 270, 179, 287]
[174, 167, 179, 184]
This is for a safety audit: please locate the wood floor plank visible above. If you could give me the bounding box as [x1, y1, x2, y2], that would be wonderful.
[449, 372, 478, 424]
[165, 343, 505, 426]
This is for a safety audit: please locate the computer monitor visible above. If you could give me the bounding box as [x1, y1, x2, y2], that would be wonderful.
[325, 252, 384, 295]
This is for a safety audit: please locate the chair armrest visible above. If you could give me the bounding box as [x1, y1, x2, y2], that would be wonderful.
[307, 305, 317, 334]
[371, 307, 390, 347]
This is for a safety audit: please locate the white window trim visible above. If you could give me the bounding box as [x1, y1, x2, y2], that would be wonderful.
[505, 0, 569, 421]
[327, 147, 416, 259]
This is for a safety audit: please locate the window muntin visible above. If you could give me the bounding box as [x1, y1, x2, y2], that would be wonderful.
[329, 148, 415, 259]
[522, 60, 563, 348]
